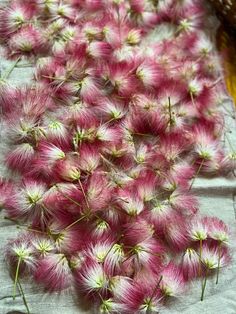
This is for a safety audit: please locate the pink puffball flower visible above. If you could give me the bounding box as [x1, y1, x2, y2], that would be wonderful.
[159, 263, 185, 297]
[136, 60, 162, 88]
[188, 217, 208, 242]
[123, 219, 154, 246]
[76, 261, 109, 293]
[86, 240, 125, 273]
[181, 248, 200, 281]
[122, 236, 165, 274]
[203, 216, 229, 244]
[8, 25, 48, 58]
[117, 189, 144, 216]
[86, 171, 113, 211]
[78, 144, 101, 173]
[5, 180, 48, 223]
[32, 236, 56, 257]
[34, 253, 72, 291]
[169, 188, 199, 215]
[87, 41, 112, 59]
[54, 156, 81, 182]
[165, 216, 190, 251]
[6, 143, 35, 173]
[149, 200, 175, 228]
[201, 244, 230, 271]
[191, 126, 221, 162]
[110, 276, 144, 312]
[0, 2, 35, 40]
[5, 235, 36, 272]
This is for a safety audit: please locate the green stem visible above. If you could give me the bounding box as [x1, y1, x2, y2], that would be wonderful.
[168, 96, 173, 127]
[190, 91, 195, 107]
[200, 270, 208, 301]
[55, 185, 82, 208]
[149, 275, 163, 303]
[78, 178, 90, 210]
[189, 159, 204, 190]
[64, 213, 89, 231]
[199, 238, 203, 277]
[13, 256, 21, 300]
[17, 279, 30, 314]
[3, 57, 21, 80]
[216, 243, 222, 285]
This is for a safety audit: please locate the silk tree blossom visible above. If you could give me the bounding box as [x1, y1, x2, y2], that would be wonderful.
[136, 61, 162, 88]
[188, 78, 203, 97]
[165, 217, 190, 251]
[78, 145, 100, 173]
[0, 178, 15, 210]
[0, 2, 35, 39]
[201, 244, 230, 270]
[43, 118, 68, 142]
[191, 33, 214, 57]
[8, 25, 48, 58]
[181, 248, 200, 281]
[34, 253, 72, 291]
[98, 298, 123, 314]
[97, 98, 127, 121]
[200, 243, 230, 301]
[54, 156, 81, 182]
[192, 126, 220, 161]
[96, 125, 123, 143]
[188, 217, 208, 242]
[5, 180, 48, 222]
[159, 263, 185, 297]
[117, 190, 144, 216]
[87, 240, 125, 273]
[32, 236, 56, 257]
[149, 200, 175, 228]
[169, 189, 199, 215]
[127, 238, 165, 272]
[35, 142, 66, 172]
[6, 143, 35, 173]
[76, 261, 109, 293]
[88, 41, 112, 59]
[6, 236, 36, 271]
[110, 276, 144, 312]
[86, 171, 113, 211]
[202, 216, 229, 244]
[123, 219, 154, 245]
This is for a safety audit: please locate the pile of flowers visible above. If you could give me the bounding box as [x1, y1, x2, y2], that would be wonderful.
[0, 0, 234, 313]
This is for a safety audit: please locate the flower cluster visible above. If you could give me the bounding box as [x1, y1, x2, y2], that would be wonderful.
[0, 0, 233, 313]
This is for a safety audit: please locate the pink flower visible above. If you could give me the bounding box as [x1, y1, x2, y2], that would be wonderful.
[169, 188, 199, 215]
[5, 180, 48, 223]
[34, 253, 72, 291]
[181, 248, 200, 281]
[136, 60, 162, 88]
[6, 143, 35, 173]
[0, 2, 36, 40]
[8, 25, 48, 58]
[159, 263, 185, 297]
[75, 261, 109, 293]
[203, 216, 229, 244]
[201, 244, 230, 271]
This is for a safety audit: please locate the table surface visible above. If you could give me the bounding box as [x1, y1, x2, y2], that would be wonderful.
[0, 1, 236, 313]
